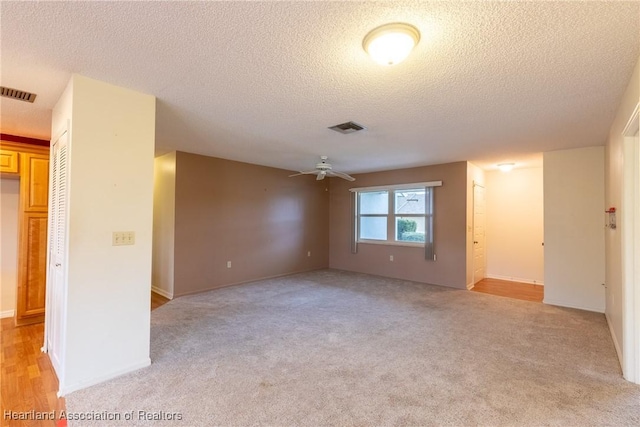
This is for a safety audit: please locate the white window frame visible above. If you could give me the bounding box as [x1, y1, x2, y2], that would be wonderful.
[357, 190, 390, 242]
[350, 181, 442, 257]
[393, 188, 429, 245]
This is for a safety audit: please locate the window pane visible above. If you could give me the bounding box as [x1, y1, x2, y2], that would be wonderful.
[396, 217, 426, 242]
[359, 191, 388, 214]
[360, 217, 387, 240]
[395, 189, 425, 214]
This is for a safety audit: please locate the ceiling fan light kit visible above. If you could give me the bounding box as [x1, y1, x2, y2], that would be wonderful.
[289, 156, 355, 181]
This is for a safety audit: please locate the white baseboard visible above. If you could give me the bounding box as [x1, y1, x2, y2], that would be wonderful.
[543, 298, 604, 313]
[0, 309, 14, 319]
[466, 282, 474, 290]
[605, 312, 623, 371]
[151, 285, 173, 300]
[58, 357, 151, 397]
[486, 274, 544, 286]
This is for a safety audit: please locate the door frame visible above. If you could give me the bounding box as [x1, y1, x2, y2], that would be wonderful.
[472, 182, 486, 285]
[622, 102, 640, 383]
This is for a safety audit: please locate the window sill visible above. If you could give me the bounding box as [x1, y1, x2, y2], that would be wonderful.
[357, 240, 425, 248]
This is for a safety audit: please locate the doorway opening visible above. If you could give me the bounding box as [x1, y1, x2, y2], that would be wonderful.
[472, 163, 545, 303]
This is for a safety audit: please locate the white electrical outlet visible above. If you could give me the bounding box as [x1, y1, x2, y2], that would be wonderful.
[307, 251, 311, 257]
[227, 261, 232, 268]
[390, 255, 394, 261]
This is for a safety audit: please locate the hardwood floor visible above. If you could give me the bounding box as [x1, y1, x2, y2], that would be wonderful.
[471, 277, 544, 302]
[151, 292, 170, 311]
[0, 318, 63, 427]
[1, 292, 170, 427]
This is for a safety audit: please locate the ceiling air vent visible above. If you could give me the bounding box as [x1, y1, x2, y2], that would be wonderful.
[328, 121, 366, 134]
[1, 86, 37, 103]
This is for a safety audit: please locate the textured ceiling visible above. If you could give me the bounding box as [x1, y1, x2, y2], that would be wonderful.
[1, 1, 638, 173]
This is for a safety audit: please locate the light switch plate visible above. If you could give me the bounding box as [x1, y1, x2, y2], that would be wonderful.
[112, 231, 135, 246]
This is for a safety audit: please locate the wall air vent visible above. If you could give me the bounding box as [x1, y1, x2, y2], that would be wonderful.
[328, 121, 366, 134]
[1, 86, 37, 103]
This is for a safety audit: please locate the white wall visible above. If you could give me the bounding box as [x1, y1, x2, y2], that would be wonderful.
[50, 74, 156, 394]
[1, 178, 20, 317]
[152, 152, 176, 299]
[605, 55, 640, 371]
[544, 146, 605, 312]
[485, 167, 544, 284]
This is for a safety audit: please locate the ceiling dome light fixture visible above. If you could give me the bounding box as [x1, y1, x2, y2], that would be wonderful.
[363, 23, 420, 66]
[498, 163, 515, 172]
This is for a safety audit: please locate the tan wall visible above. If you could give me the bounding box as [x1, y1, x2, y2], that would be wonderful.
[173, 152, 329, 296]
[152, 152, 176, 299]
[544, 146, 605, 312]
[329, 162, 468, 289]
[485, 167, 544, 284]
[53, 74, 156, 394]
[605, 56, 640, 361]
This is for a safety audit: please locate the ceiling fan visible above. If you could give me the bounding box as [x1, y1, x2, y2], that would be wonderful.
[289, 156, 355, 181]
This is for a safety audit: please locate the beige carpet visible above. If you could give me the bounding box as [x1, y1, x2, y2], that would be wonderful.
[66, 269, 640, 426]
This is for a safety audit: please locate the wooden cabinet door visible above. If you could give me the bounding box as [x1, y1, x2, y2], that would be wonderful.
[15, 151, 50, 325]
[16, 212, 48, 320]
[0, 149, 19, 174]
[22, 153, 49, 212]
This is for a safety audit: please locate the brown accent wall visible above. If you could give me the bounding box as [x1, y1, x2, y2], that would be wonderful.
[329, 161, 468, 289]
[0, 133, 50, 147]
[173, 152, 329, 296]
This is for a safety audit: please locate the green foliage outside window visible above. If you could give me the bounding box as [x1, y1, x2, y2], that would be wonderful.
[400, 232, 425, 242]
[397, 218, 417, 236]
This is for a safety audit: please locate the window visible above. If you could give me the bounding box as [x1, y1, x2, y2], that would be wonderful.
[359, 191, 388, 240]
[395, 189, 426, 243]
[357, 188, 429, 244]
[351, 181, 441, 259]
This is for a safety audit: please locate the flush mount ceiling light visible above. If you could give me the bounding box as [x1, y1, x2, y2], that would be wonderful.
[363, 23, 420, 66]
[498, 163, 515, 172]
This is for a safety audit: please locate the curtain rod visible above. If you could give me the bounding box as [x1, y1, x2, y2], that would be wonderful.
[349, 181, 443, 192]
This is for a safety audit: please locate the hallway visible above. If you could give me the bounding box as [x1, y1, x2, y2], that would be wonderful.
[472, 278, 543, 303]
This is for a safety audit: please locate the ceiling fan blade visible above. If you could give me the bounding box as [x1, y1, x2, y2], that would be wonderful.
[328, 170, 356, 181]
[288, 170, 319, 177]
[316, 171, 326, 181]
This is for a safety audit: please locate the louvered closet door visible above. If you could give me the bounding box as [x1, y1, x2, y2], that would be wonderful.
[46, 131, 68, 376]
